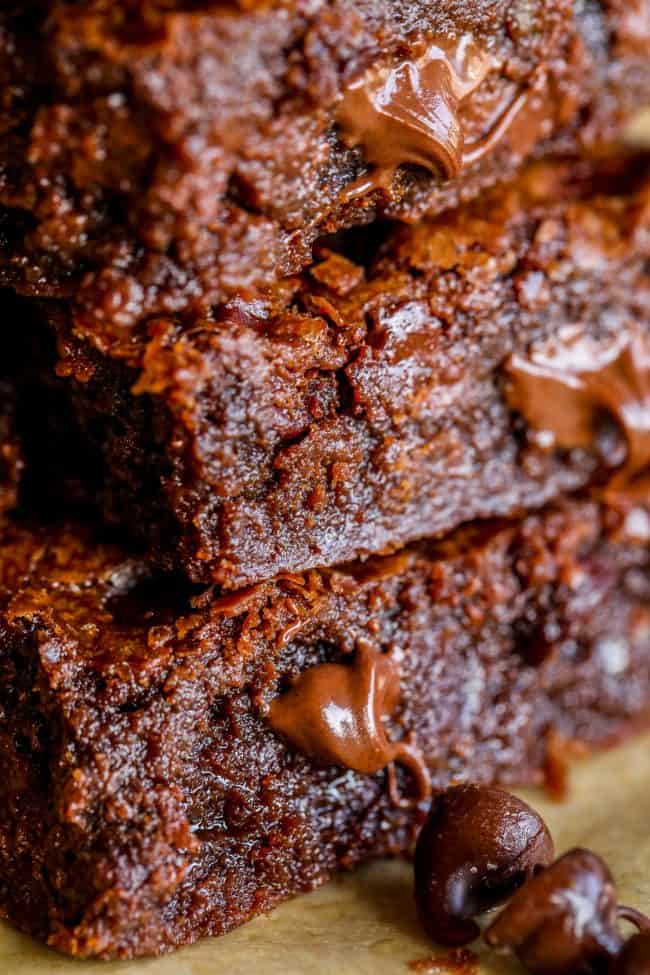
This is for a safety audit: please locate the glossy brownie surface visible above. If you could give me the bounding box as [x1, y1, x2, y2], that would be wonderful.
[0, 498, 649, 958]
[35, 156, 650, 586]
[0, 0, 648, 332]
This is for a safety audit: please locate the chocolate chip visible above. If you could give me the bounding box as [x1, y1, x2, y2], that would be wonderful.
[484, 848, 623, 974]
[611, 933, 650, 975]
[413, 784, 553, 947]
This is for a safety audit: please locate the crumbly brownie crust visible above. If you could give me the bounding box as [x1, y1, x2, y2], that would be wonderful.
[33, 156, 650, 587]
[0, 0, 648, 335]
[0, 498, 648, 958]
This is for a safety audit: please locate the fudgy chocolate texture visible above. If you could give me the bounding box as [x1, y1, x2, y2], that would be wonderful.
[0, 0, 648, 337]
[36, 157, 650, 587]
[0, 379, 22, 515]
[0, 498, 649, 959]
[0, 308, 105, 519]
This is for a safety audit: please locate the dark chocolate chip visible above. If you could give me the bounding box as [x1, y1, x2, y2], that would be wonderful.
[610, 933, 650, 975]
[413, 784, 554, 947]
[484, 848, 623, 974]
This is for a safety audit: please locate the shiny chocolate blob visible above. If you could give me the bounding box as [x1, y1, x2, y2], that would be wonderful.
[506, 324, 650, 498]
[337, 34, 545, 197]
[484, 848, 623, 974]
[413, 785, 554, 947]
[268, 642, 431, 808]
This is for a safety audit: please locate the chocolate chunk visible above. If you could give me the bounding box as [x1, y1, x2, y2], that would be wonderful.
[268, 641, 431, 808]
[413, 785, 553, 947]
[484, 848, 623, 974]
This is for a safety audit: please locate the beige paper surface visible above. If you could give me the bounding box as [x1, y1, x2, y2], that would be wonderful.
[1, 733, 649, 975]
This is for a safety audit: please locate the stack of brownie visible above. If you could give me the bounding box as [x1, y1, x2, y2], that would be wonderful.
[0, 0, 649, 960]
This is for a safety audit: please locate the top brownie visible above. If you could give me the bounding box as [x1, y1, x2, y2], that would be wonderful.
[1, 0, 648, 342]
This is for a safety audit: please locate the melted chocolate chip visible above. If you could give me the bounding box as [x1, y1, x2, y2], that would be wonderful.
[336, 35, 547, 198]
[611, 933, 650, 975]
[506, 324, 650, 498]
[268, 641, 430, 808]
[484, 848, 623, 974]
[413, 785, 553, 947]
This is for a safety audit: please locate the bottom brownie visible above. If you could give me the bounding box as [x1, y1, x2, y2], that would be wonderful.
[0, 498, 649, 959]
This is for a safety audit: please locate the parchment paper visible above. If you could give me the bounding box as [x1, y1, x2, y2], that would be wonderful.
[1, 733, 649, 975]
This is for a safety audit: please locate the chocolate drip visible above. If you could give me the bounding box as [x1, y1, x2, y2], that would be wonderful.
[506, 324, 650, 497]
[268, 641, 430, 808]
[336, 35, 546, 199]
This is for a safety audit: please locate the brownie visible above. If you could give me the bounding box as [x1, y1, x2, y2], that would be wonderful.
[29, 156, 650, 587]
[0, 0, 648, 337]
[0, 497, 649, 958]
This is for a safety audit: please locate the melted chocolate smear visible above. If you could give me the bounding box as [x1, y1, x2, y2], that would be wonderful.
[268, 641, 430, 808]
[336, 34, 547, 200]
[506, 324, 650, 498]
